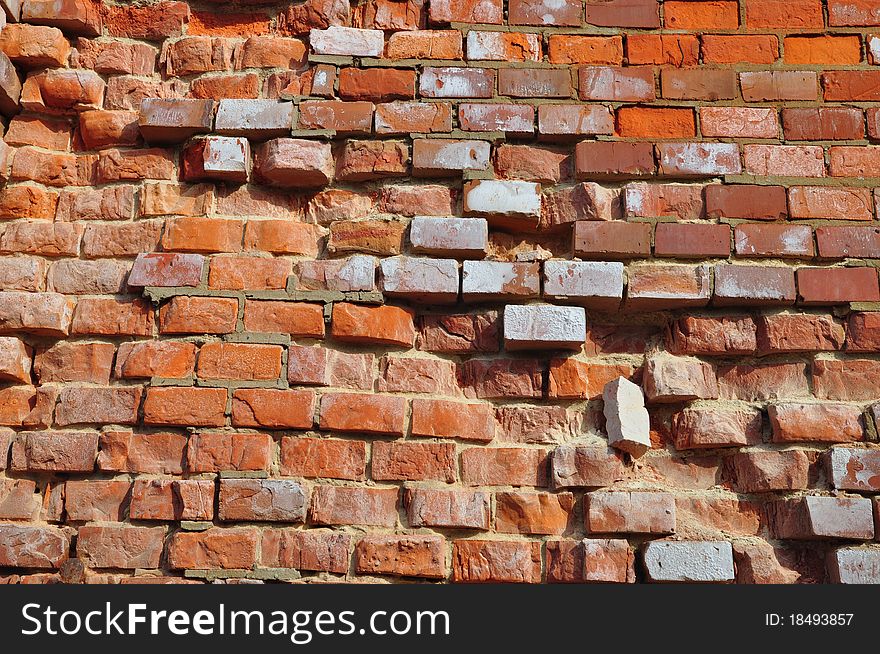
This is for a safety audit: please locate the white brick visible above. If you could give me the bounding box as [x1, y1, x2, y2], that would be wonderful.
[603, 377, 651, 457]
[827, 447, 880, 492]
[419, 67, 494, 99]
[409, 216, 488, 257]
[296, 255, 377, 292]
[461, 260, 540, 300]
[543, 260, 624, 310]
[380, 256, 459, 303]
[412, 139, 491, 175]
[466, 31, 541, 62]
[310, 26, 384, 57]
[503, 304, 586, 351]
[829, 548, 880, 584]
[201, 136, 250, 183]
[643, 541, 735, 583]
[214, 100, 295, 139]
[463, 180, 541, 217]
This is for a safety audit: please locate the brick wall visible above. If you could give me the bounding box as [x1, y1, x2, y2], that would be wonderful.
[0, 0, 879, 584]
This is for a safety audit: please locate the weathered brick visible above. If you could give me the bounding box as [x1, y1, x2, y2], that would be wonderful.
[452, 540, 541, 583]
[643, 541, 734, 583]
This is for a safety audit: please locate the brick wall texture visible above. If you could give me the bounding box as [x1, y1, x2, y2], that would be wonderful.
[2, 0, 880, 585]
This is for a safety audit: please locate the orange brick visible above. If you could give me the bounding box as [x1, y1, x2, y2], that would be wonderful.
[548, 35, 623, 64]
[616, 107, 695, 138]
[784, 36, 862, 65]
[665, 1, 739, 28]
[701, 35, 779, 64]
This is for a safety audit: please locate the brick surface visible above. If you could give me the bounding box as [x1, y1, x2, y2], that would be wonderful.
[0, 0, 877, 586]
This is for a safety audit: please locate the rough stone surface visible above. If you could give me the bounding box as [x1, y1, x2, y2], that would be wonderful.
[602, 376, 651, 456]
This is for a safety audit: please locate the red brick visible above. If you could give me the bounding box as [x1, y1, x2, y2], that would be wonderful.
[716, 363, 810, 401]
[64, 480, 131, 521]
[231, 388, 315, 429]
[757, 314, 844, 353]
[573, 221, 651, 259]
[452, 540, 541, 583]
[740, 71, 817, 101]
[627, 34, 699, 66]
[187, 432, 272, 472]
[654, 223, 730, 258]
[280, 437, 366, 480]
[783, 107, 865, 141]
[76, 525, 163, 570]
[11, 431, 97, 472]
[788, 186, 874, 221]
[798, 267, 880, 305]
[770, 401, 865, 443]
[159, 296, 238, 334]
[701, 34, 778, 64]
[728, 451, 810, 493]
[586, 491, 675, 534]
[579, 65, 654, 101]
[319, 392, 406, 435]
[0, 525, 69, 569]
[355, 535, 445, 579]
[816, 226, 880, 258]
[813, 359, 880, 401]
[625, 264, 711, 310]
[310, 486, 398, 526]
[260, 529, 351, 573]
[672, 406, 763, 450]
[143, 387, 227, 427]
[668, 316, 757, 356]
[665, 0, 738, 28]
[97, 430, 187, 475]
[575, 141, 655, 178]
[705, 184, 786, 220]
[460, 447, 547, 486]
[745, 0, 823, 27]
[331, 302, 415, 347]
[617, 106, 695, 138]
[72, 298, 152, 337]
[847, 312, 880, 351]
[404, 487, 490, 529]
[372, 440, 456, 482]
[242, 301, 325, 337]
[824, 71, 880, 101]
[586, 0, 659, 27]
[168, 528, 259, 570]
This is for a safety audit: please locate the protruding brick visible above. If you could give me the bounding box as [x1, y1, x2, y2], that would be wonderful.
[603, 376, 651, 456]
[255, 138, 334, 188]
[771, 497, 874, 540]
[138, 98, 214, 144]
[214, 99, 294, 139]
